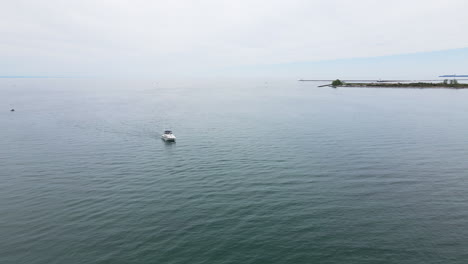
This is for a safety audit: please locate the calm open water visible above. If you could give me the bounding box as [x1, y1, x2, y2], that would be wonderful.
[1, 79, 468, 264]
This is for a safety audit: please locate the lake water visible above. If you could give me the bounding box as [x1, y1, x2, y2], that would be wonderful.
[1, 79, 468, 263]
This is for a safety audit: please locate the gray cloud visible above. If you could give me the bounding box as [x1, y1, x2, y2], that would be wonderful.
[1, 0, 467, 77]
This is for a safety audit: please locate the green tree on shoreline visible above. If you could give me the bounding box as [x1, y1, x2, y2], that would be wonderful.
[331, 79, 343, 86]
[449, 79, 459, 86]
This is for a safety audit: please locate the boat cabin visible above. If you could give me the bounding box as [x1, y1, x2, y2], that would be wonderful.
[164, 130, 172, 134]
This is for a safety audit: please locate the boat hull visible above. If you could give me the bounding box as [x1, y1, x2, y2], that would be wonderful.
[161, 135, 176, 142]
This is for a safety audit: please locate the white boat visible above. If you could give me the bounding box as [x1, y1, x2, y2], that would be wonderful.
[161, 130, 176, 142]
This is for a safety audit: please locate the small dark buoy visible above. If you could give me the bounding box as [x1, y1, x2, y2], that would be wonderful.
[10, 109, 15, 112]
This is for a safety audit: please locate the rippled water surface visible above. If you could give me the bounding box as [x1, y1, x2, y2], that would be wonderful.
[1, 79, 468, 263]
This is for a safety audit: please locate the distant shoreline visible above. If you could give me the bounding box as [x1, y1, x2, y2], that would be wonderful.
[336, 82, 468, 89]
[302, 79, 468, 89]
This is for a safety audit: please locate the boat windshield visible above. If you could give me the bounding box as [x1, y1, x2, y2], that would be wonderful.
[164, 130, 172, 134]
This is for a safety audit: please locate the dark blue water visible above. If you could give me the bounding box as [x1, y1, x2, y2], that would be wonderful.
[1, 79, 468, 263]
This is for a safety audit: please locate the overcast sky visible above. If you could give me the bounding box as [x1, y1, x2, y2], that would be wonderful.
[1, 0, 467, 78]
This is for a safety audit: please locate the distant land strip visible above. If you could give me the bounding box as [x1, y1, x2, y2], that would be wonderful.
[315, 79, 468, 89]
[439, 75, 468, 77]
[299, 79, 468, 82]
[337, 83, 468, 88]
